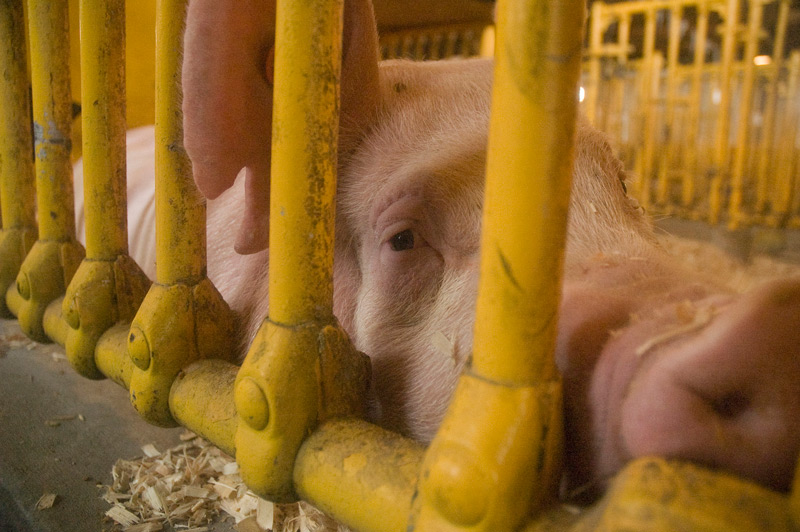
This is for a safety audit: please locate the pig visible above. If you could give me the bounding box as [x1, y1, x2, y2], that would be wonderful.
[71, 0, 800, 501]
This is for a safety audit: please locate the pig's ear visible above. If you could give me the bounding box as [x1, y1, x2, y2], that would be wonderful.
[182, 0, 380, 254]
[182, 0, 276, 201]
[338, 0, 382, 152]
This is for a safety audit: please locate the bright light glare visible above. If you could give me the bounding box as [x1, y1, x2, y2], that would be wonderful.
[753, 55, 771, 66]
[579, 86, 586, 102]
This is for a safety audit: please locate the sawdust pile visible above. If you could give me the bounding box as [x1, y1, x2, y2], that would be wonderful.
[101, 431, 351, 532]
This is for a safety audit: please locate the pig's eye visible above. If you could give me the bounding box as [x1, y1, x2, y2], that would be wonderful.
[390, 229, 415, 251]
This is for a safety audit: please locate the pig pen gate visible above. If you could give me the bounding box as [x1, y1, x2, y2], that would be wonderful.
[583, 0, 800, 233]
[0, 1, 798, 532]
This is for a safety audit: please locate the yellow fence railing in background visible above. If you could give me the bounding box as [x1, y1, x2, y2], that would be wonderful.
[1, 0, 800, 531]
[583, 0, 800, 231]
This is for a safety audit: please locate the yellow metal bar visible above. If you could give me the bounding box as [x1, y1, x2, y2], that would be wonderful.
[128, 0, 236, 426]
[756, 0, 789, 218]
[14, 0, 85, 342]
[709, 0, 738, 224]
[585, 2, 603, 125]
[526, 458, 795, 531]
[154, 0, 204, 285]
[78, 0, 127, 260]
[412, 0, 584, 529]
[634, 8, 657, 209]
[235, 0, 369, 503]
[295, 419, 425, 532]
[682, 1, 709, 208]
[27, 0, 77, 243]
[728, 0, 764, 229]
[170, 359, 238, 457]
[775, 52, 800, 220]
[656, 4, 682, 206]
[61, 0, 151, 379]
[266, 7, 337, 325]
[95, 323, 135, 388]
[0, 1, 38, 319]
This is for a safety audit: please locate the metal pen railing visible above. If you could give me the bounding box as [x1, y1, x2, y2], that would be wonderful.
[1, 1, 799, 531]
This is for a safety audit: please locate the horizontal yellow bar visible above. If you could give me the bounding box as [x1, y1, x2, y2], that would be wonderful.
[43, 297, 70, 346]
[295, 418, 424, 532]
[170, 359, 238, 457]
[95, 323, 135, 389]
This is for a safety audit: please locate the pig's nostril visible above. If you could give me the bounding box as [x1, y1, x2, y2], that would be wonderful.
[711, 391, 749, 419]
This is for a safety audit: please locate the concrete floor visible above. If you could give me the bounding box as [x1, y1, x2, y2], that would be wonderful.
[0, 319, 235, 532]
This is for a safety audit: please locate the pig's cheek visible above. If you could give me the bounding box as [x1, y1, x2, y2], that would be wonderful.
[375, 245, 445, 297]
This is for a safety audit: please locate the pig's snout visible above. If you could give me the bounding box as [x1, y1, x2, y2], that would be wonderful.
[619, 278, 800, 492]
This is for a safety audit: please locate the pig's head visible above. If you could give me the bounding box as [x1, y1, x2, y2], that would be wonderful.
[185, 0, 800, 499]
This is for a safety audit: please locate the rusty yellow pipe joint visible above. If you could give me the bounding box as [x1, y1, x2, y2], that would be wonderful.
[0, 229, 37, 319]
[234, 319, 370, 502]
[411, 375, 562, 532]
[12, 240, 85, 343]
[62, 256, 151, 379]
[128, 278, 236, 427]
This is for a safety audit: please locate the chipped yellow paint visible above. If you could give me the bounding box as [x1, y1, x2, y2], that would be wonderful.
[295, 419, 425, 532]
[525, 458, 797, 532]
[170, 359, 239, 457]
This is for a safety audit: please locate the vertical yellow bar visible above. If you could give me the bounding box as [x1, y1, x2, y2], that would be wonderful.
[27, 0, 76, 242]
[728, 0, 763, 229]
[585, 2, 603, 125]
[755, 0, 789, 218]
[709, 0, 739, 224]
[473, 0, 581, 383]
[80, 0, 127, 260]
[233, 0, 369, 504]
[683, 1, 709, 209]
[267, 0, 339, 325]
[635, 7, 657, 209]
[0, 1, 38, 317]
[13, 0, 85, 341]
[412, 0, 584, 530]
[775, 52, 800, 220]
[155, 0, 204, 284]
[656, 3, 682, 207]
[128, 0, 235, 427]
[60, 0, 151, 379]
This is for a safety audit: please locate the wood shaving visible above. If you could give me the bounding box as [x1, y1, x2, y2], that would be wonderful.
[101, 431, 351, 532]
[35, 493, 58, 510]
[635, 303, 717, 357]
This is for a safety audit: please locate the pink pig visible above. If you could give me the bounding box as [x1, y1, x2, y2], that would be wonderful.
[73, 0, 800, 499]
